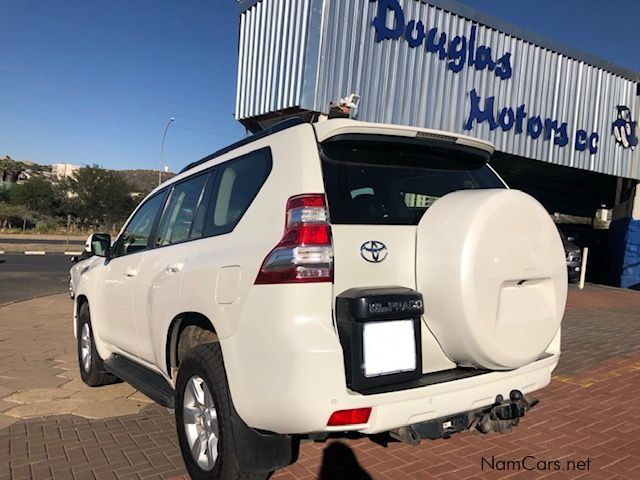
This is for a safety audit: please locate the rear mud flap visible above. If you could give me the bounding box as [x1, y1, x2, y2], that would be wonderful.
[230, 401, 298, 473]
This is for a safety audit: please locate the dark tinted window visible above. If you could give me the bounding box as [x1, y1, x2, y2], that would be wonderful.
[206, 148, 272, 235]
[321, 138, 504, 225]
[114, 192, 166, 257]
[156, 173, 209, 247]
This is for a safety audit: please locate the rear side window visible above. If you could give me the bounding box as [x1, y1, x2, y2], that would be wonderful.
[205, 148, 272, 236]
[320, 137, 504, 225]
[156, 172, 210, 247]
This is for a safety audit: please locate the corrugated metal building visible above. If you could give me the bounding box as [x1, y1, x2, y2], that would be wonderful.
[235, 0, 640, 288]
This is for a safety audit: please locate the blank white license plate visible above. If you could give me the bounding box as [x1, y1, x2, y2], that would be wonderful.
[363, 320, 416, 378]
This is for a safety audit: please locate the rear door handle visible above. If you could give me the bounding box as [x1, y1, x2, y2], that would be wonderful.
[124, 268, 138, 278]
[166, 263, 184, 274]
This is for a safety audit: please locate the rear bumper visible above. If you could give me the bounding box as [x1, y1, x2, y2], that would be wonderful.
[222, 284, 559, 435]
[351, 354, 556, 435]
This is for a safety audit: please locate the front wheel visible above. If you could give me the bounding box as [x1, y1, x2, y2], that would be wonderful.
[77, 302, 118, 387]
[175, 343, 270, 480]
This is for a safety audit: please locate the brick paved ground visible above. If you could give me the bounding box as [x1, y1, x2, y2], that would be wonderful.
[0, 296, 154, 432]
[1, 284, 639, 480]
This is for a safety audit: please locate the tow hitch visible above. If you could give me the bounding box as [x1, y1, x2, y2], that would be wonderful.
[471, 390, 538, 434]
[389, 390, 538, 445]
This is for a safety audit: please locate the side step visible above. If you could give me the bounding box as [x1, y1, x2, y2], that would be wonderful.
[104, 355, 176, 408]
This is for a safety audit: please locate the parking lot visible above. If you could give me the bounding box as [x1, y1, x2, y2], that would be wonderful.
[1, 265, 639, 479]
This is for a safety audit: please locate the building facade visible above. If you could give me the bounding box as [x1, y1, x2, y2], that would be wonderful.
[51, 163, 81, 180]
[235, 0, 640, 288]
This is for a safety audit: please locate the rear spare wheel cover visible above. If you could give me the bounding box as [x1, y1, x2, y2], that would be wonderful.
[416, 189, 567, 370]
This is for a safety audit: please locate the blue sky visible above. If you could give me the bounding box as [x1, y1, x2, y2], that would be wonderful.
[1, 0, 639, 172]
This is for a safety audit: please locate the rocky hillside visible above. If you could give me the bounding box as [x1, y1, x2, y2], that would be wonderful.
[115, 169, 177, 193]
[1, 157, 50, 183]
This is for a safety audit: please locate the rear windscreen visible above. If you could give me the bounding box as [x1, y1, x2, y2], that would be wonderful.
[320, 137, 505, 225]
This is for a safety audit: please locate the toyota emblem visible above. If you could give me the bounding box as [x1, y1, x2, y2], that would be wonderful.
[360, 241, 388, 263]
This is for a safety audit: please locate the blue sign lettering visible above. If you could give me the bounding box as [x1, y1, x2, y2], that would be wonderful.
[464, 89, 498, 130]
[426, 27, 447, 59]
[589, 132, 599, 154]
[515, 106, 526, 134]
[498, 107, 515, 131]
[465, 89, 599, 155]
[370, 1, 604, 156]
[543, 119, 569, 147]
[372, 0, 513, 80]
[527, 116, 543, 139]
[575, 130, 588, 151]
[612, 106, 638, 150]
[405, 20, 425, 48]
[448, 36, 467, 73]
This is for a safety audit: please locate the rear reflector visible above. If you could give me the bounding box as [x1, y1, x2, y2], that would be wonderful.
[327, 408, 372, 426]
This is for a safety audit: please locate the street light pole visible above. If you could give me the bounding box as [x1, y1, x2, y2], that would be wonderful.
[159, 117, 175, 186]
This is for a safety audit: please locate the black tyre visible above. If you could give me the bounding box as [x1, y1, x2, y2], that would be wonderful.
[175, 342, 269, 480]
[77, 302, 118, 387]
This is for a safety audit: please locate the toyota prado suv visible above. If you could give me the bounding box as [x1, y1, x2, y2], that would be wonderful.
[71, 119, 567, 479]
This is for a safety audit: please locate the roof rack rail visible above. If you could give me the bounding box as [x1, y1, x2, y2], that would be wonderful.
[179, 117, 307, 174]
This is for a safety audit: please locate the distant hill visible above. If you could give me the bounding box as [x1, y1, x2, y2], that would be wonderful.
[115, 169, 177, 193]
[1, 158, 177, 193]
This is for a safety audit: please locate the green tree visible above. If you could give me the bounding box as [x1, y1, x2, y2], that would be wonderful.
[0, 203, 36, 229]
[0, 184, 10, 203]
[0, 156, 25, 183]
[8, 177, 62, 216]
[64, 165, 136, 229]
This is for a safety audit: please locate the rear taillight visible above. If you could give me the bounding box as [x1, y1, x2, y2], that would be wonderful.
[255, 194, 333, 284]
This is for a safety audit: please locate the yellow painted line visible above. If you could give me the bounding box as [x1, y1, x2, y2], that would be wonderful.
[553, 362, 640, 388]
[552, 375, 595, 388]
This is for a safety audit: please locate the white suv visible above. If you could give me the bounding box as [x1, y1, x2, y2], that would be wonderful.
[72, 119, 567, 480]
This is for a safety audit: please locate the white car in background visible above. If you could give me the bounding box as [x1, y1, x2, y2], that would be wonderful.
[69, 236, 109, 299]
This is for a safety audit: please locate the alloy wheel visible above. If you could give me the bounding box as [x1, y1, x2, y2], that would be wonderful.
[183, 375, 219, 471]
[80, 323, 92, 372]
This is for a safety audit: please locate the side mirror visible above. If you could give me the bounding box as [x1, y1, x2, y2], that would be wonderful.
[70, 255, 79, 264]
[88, 233, 111, 258]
